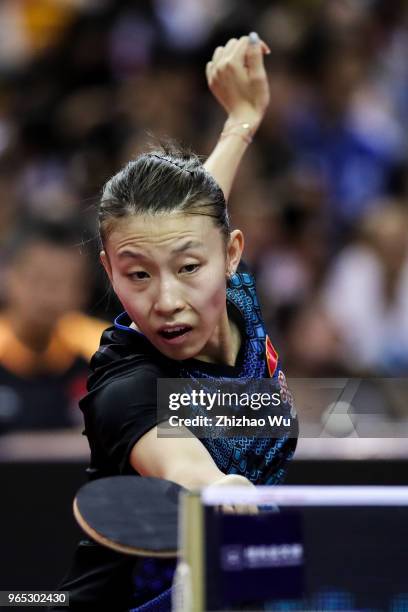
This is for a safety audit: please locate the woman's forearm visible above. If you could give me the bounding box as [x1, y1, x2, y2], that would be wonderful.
[204, 118, 255, 201]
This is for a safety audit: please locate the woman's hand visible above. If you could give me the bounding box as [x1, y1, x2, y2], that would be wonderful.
[210, 473, 259, 514]
[206, 33, 271, 134]
[203, 33, 271, 199]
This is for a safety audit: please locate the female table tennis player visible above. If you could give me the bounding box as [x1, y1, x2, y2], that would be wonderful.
[54, 33, 298, 611]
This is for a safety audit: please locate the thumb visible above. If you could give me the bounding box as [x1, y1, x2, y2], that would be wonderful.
[246, 32, 267, 79]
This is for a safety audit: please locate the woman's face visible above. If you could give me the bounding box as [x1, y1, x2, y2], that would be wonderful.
[101, 212, 242, 361]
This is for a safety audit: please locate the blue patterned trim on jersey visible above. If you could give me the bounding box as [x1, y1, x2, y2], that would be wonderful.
[177, 268, 298, 485]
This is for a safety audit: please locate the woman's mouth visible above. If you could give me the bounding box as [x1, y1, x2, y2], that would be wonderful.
[158, 325, 193, 344]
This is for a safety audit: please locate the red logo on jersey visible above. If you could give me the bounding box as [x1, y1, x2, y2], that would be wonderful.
[265, 335, 278, 377]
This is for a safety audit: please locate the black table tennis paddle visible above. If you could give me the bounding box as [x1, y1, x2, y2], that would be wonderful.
[73, 476, 185, 557]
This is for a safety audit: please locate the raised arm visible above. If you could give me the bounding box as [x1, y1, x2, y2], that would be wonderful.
[204, 33, 270, 200]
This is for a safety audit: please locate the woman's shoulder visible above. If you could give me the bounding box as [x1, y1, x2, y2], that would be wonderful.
[84, 361, 162, 413]
[84, 321, 175, 396]
[79, 350, 167, 429]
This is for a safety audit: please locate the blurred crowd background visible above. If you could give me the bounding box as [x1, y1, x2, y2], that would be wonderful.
[2, 0, 408, 436]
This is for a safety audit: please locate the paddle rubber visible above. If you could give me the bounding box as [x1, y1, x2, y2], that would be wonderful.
[74, 476, 185, 557]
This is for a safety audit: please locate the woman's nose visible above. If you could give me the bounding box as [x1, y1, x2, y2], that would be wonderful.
[153, 281, 184, 315]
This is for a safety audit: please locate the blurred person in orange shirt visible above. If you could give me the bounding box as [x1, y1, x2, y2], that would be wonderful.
[0, 0, 86, 72]
[0, 219, 108, 432]
[19, 0, 94, 55]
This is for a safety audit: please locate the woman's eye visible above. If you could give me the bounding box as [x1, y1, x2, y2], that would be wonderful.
[180, 263, 200, 274]
[128, 271, 149, 280]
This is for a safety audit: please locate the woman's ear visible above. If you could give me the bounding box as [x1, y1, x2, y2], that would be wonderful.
[100, 250, 113, 283]
[226, 229, 244, 276]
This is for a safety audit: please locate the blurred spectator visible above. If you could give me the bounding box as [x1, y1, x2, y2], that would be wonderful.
[0, 0, 103, 73]
[287, 17, 405, 239]
[0, 220, 108, 432]
[281, 300, 346, 378]
[152, 0, 230, 51]
[257, 201, 328, 315]
[323, 202, 408, 374]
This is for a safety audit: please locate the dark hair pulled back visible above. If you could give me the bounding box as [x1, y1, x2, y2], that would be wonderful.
[98, 143, 229, 245]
